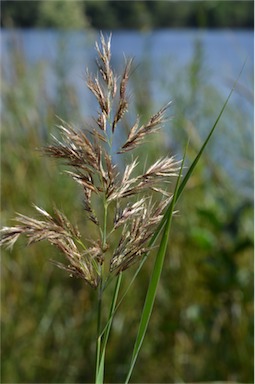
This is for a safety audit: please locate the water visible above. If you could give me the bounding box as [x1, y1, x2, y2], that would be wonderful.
[1, 29, 254, 197]
[1, 29, 253, 110]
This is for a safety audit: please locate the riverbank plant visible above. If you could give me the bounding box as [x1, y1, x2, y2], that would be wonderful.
[1, 33, 244, 383]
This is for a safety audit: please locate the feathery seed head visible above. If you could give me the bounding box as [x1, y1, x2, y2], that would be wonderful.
[1, 33, 181, 286]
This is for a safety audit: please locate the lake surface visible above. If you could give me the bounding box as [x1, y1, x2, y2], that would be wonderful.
[1, 29, 253, 112]
[1, 29, 253, 197]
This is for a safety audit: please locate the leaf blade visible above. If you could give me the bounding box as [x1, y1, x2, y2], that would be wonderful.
[124, 149, 185, 384]
[124, 64, 245, 382]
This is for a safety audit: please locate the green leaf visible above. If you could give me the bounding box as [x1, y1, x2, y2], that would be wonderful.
[124, 64, 245, 383]
[95, 272, 122, 384]
[124, 149, 185, 384]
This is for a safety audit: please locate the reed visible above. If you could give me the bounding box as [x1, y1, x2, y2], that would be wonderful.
[0, 33, 239, 383]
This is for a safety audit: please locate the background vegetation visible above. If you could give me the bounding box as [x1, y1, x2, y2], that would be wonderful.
[1, 1, 254, 383]
[1, 0, 254, 30]
[1, 32, 253, 382]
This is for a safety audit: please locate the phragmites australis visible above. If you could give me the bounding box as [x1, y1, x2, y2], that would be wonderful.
[0, 33, 181, 288]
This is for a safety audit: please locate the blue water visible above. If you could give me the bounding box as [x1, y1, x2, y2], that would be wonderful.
[1, 29, 254, 197]
[1, 29, 253, 112]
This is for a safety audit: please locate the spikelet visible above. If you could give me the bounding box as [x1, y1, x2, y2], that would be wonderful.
[1, 34, 181, 285]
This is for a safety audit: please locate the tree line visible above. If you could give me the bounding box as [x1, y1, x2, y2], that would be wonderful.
[1, 0, 253, 29]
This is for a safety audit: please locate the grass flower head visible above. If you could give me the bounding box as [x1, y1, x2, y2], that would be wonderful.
[1, 33, 180, 287]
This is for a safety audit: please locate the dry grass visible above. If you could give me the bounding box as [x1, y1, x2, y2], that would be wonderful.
[1, 33, 180, 285]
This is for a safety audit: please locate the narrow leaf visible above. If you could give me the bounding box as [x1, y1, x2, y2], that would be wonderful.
[124, 151, 185, 384]
[96, 272, 122, 384]
[124, 64, 245, 383]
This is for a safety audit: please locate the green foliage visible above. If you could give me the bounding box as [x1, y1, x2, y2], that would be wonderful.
[1, 0, 41, 28]
[1, 0, 88, 29]
[38, 1, 88, 29]
[1, 34, 253, 383]
[1, 0, 253, 29]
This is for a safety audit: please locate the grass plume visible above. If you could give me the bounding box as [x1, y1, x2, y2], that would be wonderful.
[1, 33, 180, 287]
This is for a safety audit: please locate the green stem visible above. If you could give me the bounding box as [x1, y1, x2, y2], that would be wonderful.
[95, 196, 108, 382]
[96, 272, 122, 384]
[103, 273, 122, 350]
[103, 199, 108, 248]
[95, 266, 103, 380]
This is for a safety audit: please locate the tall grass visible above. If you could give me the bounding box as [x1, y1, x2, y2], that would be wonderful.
[1, 33, 253, 383]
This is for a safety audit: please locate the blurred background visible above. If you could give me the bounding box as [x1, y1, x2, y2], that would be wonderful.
[1, 1, 253, 383]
